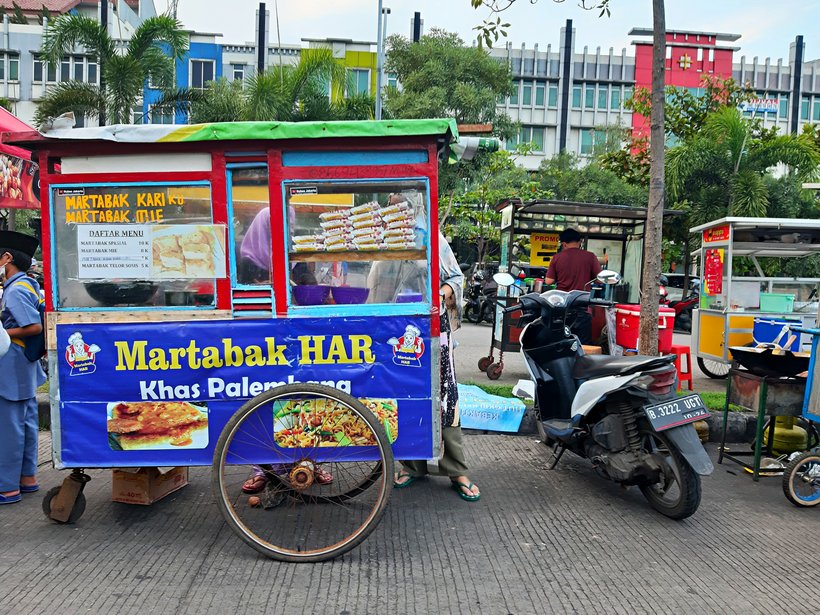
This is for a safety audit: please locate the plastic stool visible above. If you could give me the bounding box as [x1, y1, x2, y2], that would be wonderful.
[670, 343, 693, 391]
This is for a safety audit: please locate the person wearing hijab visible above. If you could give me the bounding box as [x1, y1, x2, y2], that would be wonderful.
[0, 230, 46, 505]
[392, 231, 480, 502]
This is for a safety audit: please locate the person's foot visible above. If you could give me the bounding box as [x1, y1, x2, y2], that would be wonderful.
[0, 491, 22, 505]
[393, 469, 421, 488]
[242, 474, 268, 494]
[20, 476, 37, 488]
[451, 476, 480, 501]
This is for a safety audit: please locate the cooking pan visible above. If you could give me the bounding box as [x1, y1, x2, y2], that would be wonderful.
[728, 345, 810, 378]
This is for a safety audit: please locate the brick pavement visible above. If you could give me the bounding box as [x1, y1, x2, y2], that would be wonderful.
[1, 432, 817, 614]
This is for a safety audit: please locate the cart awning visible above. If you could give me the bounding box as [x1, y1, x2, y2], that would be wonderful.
[0, 107, 39, 210]
[3, 118, 458, 147]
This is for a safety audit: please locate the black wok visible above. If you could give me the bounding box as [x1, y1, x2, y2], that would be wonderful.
[728, 346, 810, 378]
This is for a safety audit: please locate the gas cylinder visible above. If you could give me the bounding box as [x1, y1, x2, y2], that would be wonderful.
[762, 416, 808, 455]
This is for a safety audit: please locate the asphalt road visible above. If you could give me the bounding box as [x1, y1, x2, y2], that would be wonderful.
[1, 432, 817, 615]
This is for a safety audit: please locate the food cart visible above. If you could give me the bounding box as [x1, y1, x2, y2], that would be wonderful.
[478, 199, 652, 379]
[5, 118, 454, 562]
[690, 217, 820, 379]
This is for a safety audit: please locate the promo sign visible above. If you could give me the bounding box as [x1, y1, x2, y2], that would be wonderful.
[703, 224, 730, 244]
[530, 232, 560, 268]
[55, 316, 435, 467]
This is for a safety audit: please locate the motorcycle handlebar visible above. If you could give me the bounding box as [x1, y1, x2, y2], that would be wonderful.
[503, 304, 522, 313]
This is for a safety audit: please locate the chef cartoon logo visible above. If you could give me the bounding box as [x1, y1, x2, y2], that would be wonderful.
[65, 332, 101, 376]
[387, 324, 425, 367]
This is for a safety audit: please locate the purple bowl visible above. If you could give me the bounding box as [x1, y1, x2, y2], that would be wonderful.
[331, 286, 370, 304]
[396, 292, 423, 303]
[292, 285, 330, 306]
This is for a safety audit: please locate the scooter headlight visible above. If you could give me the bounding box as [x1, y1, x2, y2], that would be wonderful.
[546, 294, 566, 307]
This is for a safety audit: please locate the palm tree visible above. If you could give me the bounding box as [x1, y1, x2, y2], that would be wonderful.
[190, 48, 373, 124]
[35, 13, 191, 127]
[667, 106, 820, 221]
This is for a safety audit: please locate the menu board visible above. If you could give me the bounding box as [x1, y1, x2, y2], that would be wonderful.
[703, 248, 724, 296]
[77, 224, 226, 280]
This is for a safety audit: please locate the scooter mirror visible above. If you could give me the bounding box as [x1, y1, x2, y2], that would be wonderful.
[493, 272, 516, 287]
[597, 270, 622, 285]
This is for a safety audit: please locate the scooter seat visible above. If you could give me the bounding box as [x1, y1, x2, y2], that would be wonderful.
[572, 354, 675, 379]
[542, 418, 576, 438]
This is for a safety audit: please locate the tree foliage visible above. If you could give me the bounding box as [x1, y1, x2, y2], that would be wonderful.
[538, 153, 648, 206]
[190, 48, 374, 124]
[36, 13, 192, 126]
[384, 28, 514, 136]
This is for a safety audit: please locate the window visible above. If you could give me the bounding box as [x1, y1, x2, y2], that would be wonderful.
[150, 105, 175, 125]
[286, 180, 431, 306]
[535, 83, 545, 106]
[584, 86, 595, 109]
[597, 86, 608, 109]
[813, 100, 820, 122]
[61, 57, 70, 82]
[505, 132, 519, 151]
[88, 61, 97, 84]
[801, 97, 809, 120]
[73, 55, 84, 81]
[580, 130, 594, 154]
[8, 55, 18, 81]
[33, 58, 43, 82]
[509, 82, 519, 105]
[548, 83, 558, 108]
[47, 62, 57, 83]
[132, 106, 144, 124]
[623, 87, 633, 104]
[232, 64, 245, 81]
[347, 68, 370, 95]
[515, 126, 544, 152]
[779, 95, 789, 118]
[387, 72, 398, 89]
[522, 83, 532, 105]
[190, 59, 215, 89]
[52, 182, 218, 309]
[572, 85, 582, 108]
[0, 58, 4, 81]
[610, 87, 621, 110]
[232, 167, 271, 286]
[529, 127, 544, 152]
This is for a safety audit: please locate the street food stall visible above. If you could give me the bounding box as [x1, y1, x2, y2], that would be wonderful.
[0, 107, 41, 219]
[5, 118, 455, 562]
[690, 217, 820, 379]
[478, 198, 652, 379]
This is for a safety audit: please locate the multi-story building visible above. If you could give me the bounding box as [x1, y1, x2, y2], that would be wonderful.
[493, 20, 820, 169]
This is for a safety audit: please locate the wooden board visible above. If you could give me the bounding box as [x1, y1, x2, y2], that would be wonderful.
[46, 310, 231, 350]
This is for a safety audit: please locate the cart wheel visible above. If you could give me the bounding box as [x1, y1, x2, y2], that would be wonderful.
[212, 383, 394, 563]
[697, 358, 730, 379]
[486, 363, 503, 380]
[478, 356, 493, 372]
[782, 451, 820, 507]
[42, 486, 86, 524]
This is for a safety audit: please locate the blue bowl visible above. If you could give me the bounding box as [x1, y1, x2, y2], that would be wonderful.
[292, 285, 330, 306]
[396, 292, 423, 303]
[331, 286, 370, 304]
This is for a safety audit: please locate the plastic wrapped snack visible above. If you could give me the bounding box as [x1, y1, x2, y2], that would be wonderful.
[383, 239, 416, 250]
[318, 209, 350, 222]
[326, 242, 352, 252]
[351, 226, 383, 239]
[293, 243, 322, 252]
[383, 228, 415, 239]
[382, 211, 415, 224]
[322, 226, 348, 239]
[324, 234, 347, 247]
[350, 201, 380, 215]
[293, 234, 321, 244]
[351, 216, 381, 229]
[350, 210, 382, 223]
[320, 219, 350, 231]
[386, 219, 415, 230]
[379, 202, 410, 217]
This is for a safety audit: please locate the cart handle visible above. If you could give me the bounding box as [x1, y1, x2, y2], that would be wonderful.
[790, 326, 820, 336]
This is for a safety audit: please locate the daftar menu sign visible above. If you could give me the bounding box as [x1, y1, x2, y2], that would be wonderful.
[529, 232, 560, 268]
[55, 316, 435, 467]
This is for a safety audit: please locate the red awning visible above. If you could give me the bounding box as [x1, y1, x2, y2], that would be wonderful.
[0, 107, 34, 159]
[0, 108, 38, 209]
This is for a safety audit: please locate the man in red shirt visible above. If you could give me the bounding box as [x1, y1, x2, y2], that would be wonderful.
[545, 228, 601, 343]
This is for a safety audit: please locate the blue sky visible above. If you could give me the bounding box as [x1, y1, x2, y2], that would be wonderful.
[170, 0, 819, 62]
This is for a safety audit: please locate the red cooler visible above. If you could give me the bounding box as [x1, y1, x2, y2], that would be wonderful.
[614, 304, 675, 353]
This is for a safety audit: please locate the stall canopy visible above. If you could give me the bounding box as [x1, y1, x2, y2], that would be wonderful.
[496, 198, 655, 236]
[0, 107, 39, 210]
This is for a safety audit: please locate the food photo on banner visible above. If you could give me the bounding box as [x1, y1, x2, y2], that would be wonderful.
[55, 316, 433, 468]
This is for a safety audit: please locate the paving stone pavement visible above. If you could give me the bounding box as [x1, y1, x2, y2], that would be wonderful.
[1, 432, 817, 615]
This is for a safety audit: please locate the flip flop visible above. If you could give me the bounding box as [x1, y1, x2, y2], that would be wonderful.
[20, 484, 40, 493]
[394, 470, 421, 489]
[242, 475, 269, 494]
[451, 480, 480, 502]
[315, 467, 334, 485]
[0, 492, 22, 505]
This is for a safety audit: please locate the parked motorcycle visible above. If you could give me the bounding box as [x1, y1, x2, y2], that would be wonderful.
[498, 270, 714, 519]
[669, 292, 699, 333]
[463, 271, 497, 324]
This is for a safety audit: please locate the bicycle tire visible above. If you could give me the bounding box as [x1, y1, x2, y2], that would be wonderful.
[782, 451, 820, 507]
[213, 383, 394, 562]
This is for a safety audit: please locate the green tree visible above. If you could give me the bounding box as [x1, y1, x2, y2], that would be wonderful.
[537, 152, 648, 206]
[384, 28, 514, 136]
[667, 106, 820, 219]
[35, 13, 191, 127]
[190, 48, 373, 123]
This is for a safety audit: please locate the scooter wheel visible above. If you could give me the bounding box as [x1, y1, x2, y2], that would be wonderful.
[478, 356, 493, 372]
[464, 305, 481, 324]
[486, 363, 503, 380]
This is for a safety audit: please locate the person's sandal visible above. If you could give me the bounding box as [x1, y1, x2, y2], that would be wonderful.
[394, 470, 421, 489]
[315, 467, 334, 485]
[241, 475, 268, 494]
[451, 479, 480, 502]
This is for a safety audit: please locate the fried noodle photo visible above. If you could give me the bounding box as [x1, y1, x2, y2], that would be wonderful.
[274, 398, 398, 448]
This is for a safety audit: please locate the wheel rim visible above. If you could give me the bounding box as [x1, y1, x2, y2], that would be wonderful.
[698, 358, 730, 378]
[214, 387, 393, 560]
[789, 455, 820, 505]
[641, 432, 684, 507]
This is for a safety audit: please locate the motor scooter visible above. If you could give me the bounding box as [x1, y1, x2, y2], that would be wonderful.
[463, 270, 497, 324]
[497, 270, 714, 520]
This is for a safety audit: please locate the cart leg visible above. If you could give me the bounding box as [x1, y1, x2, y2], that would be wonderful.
[752, 381, 769, 482]
[718, 374, 732, 464]
[48, 469, 90, 523]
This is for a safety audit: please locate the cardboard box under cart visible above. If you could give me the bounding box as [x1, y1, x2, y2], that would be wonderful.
[112, 467, 188, 505]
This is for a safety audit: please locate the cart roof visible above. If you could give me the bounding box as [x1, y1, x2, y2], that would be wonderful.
[2, 118, 458, 149]
[496, 198, 657, 233]
[691, 217, 820, 257]
[690, 216, 820, 234]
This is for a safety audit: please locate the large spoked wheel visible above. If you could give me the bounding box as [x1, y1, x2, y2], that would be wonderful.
[782, 451, 820, 507]
[213, 383, 394, 562]
[638, 429, 702, 520]
[697, 357, 730, 379]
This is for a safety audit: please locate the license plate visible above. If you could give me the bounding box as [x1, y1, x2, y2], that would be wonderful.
[643, 395, 710, 432]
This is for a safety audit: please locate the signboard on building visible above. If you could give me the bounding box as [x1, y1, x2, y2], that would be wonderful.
[739, 99, 778, 114]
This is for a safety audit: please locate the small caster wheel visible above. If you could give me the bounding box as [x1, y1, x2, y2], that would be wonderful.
[42, 486, 86, 524]
[478, 356, 493, 372]
[486, 362, 503, 380]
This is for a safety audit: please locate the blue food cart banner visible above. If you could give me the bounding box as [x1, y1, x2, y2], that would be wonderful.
[55, 316, 434, 467]
[458, 384, 526, 433]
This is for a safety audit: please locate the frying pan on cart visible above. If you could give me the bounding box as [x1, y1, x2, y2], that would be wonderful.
[728, 345, 810, 378]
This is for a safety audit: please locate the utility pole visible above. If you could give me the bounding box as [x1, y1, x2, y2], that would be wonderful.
[375, 2, 390, 120]
[99, 0, 107, 125]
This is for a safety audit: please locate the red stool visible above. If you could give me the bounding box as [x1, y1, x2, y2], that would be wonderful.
[670, 343, 693, 391]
